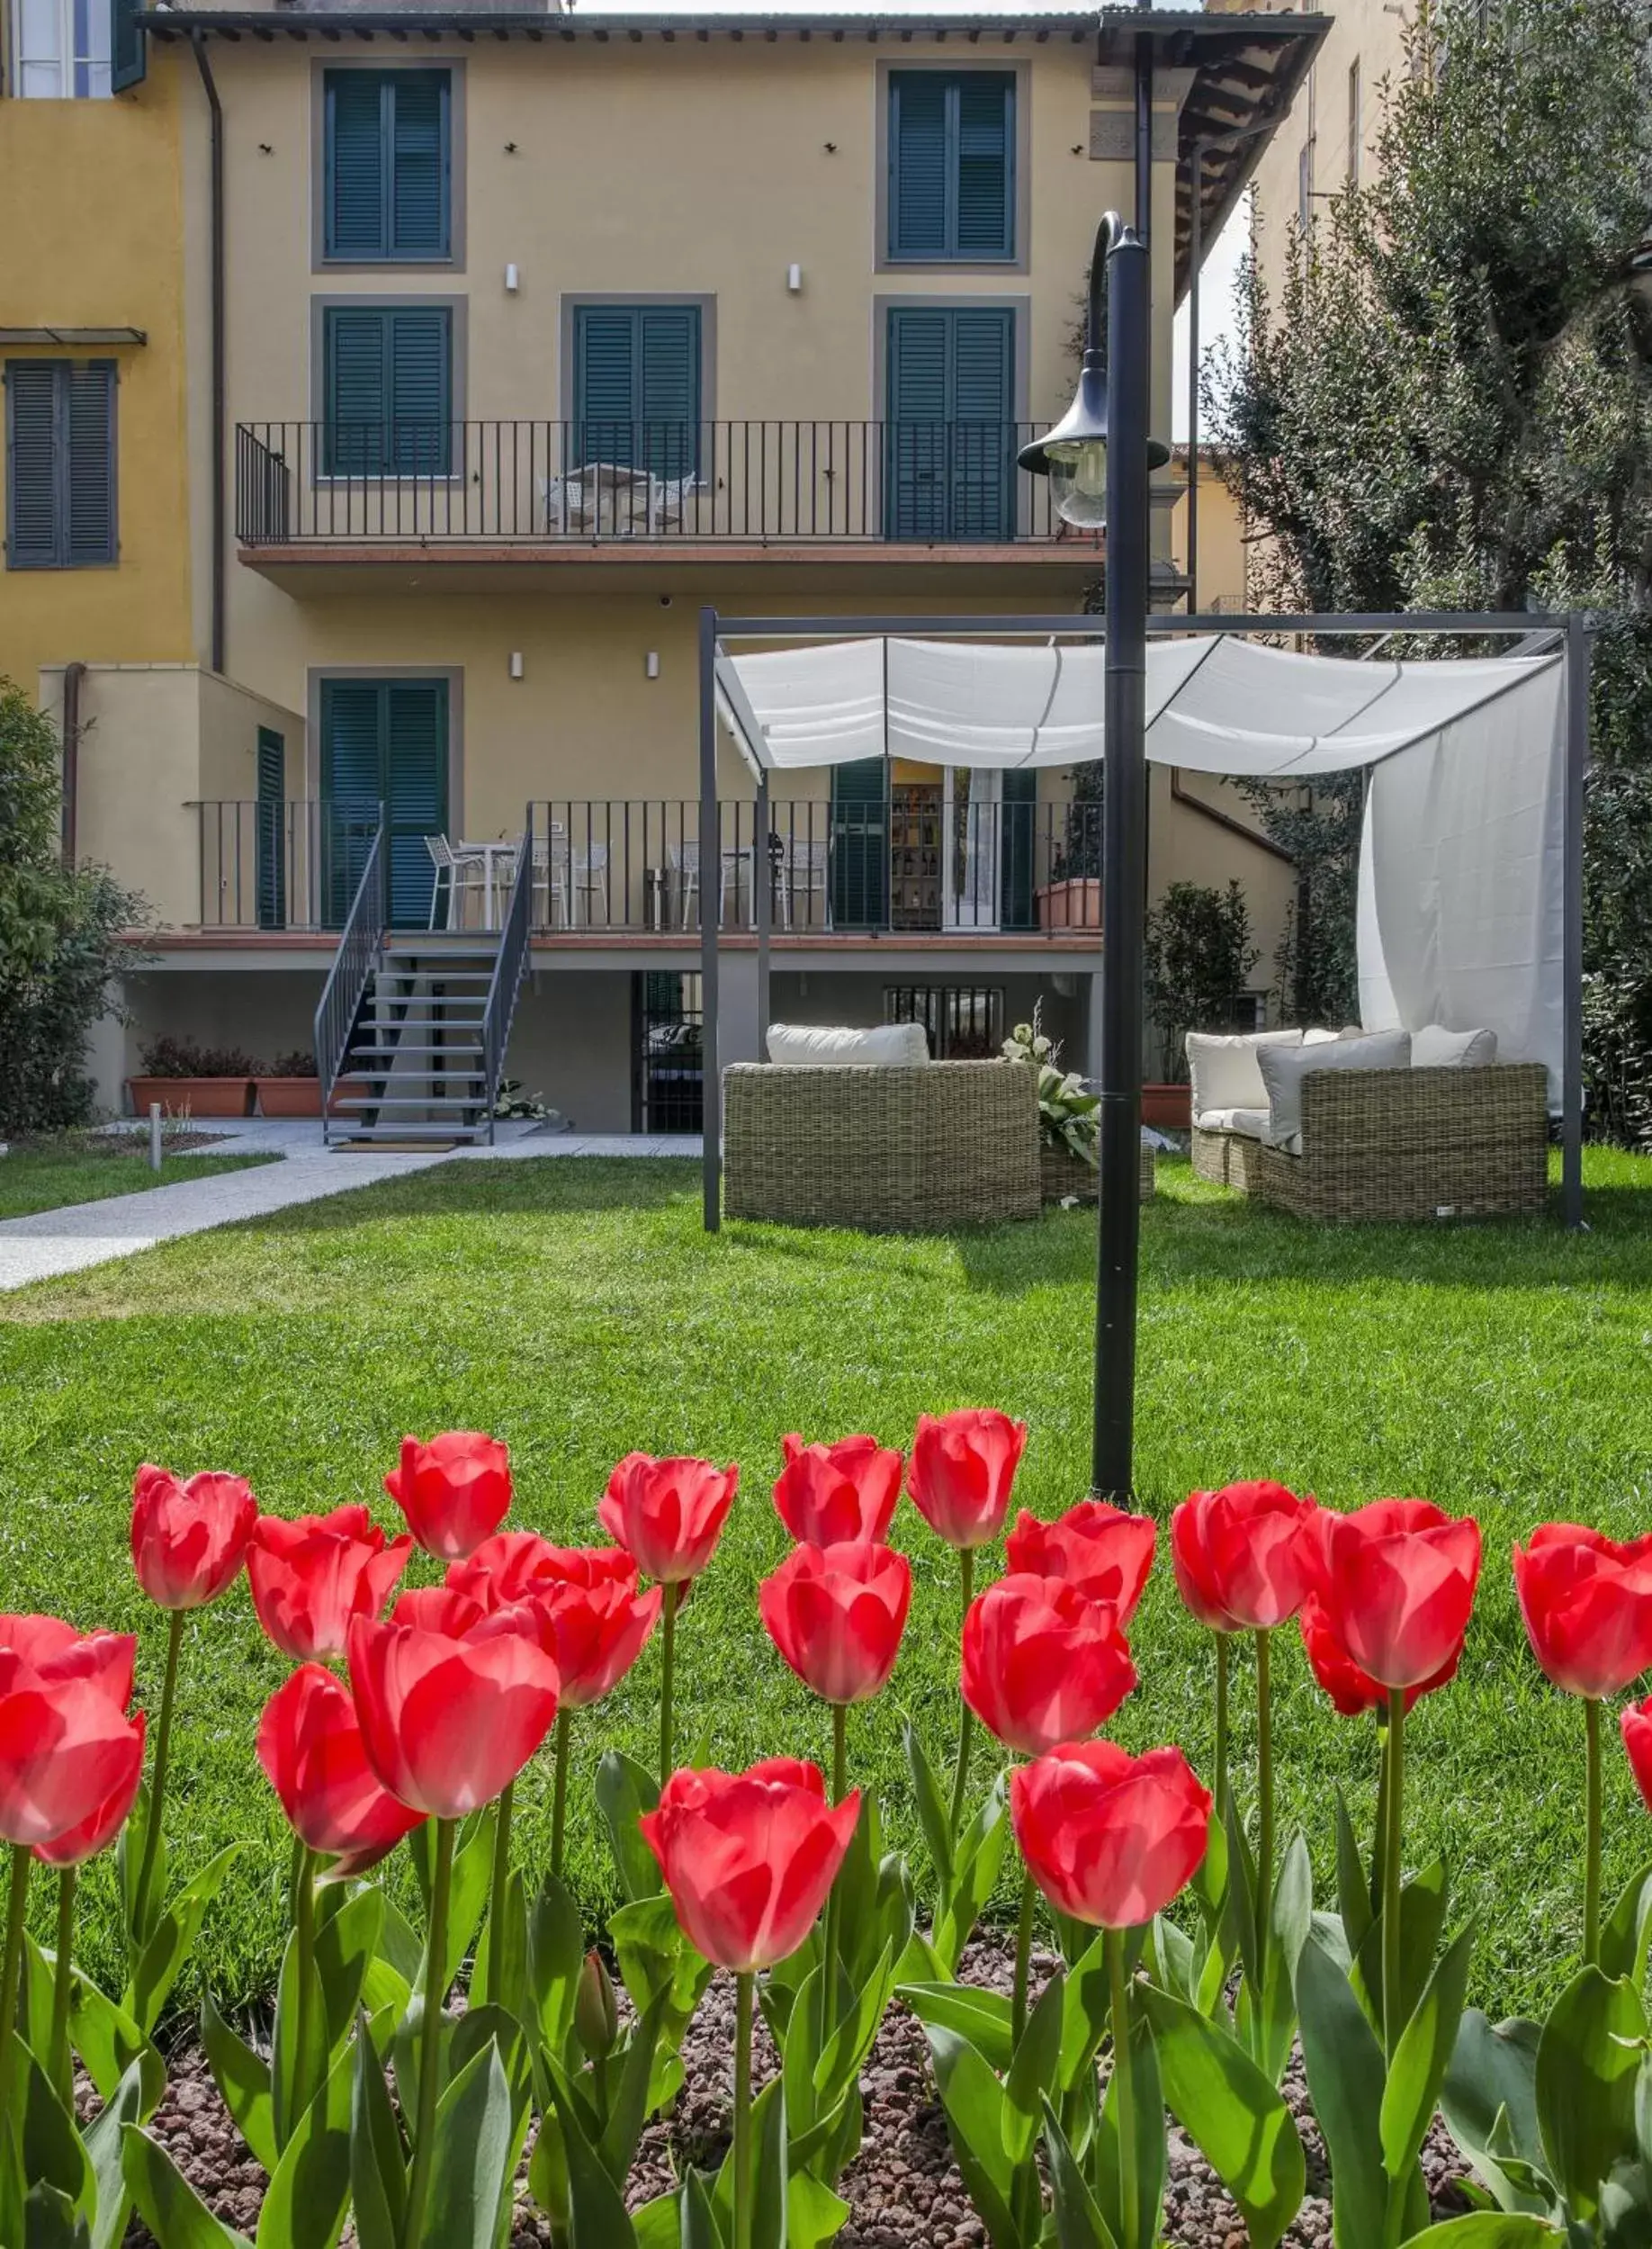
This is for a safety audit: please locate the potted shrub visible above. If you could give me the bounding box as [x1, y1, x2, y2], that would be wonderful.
[1036, 766, 1103, 931]
[1143, 878, 1261, 1131]
[128, 1036, 260, 1120]
[256, 1049, 321, 1119]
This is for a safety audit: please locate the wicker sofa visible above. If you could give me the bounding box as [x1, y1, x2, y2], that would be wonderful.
[1192, 1062, 1549, 1223]
[723, 1060, 1041, 1231]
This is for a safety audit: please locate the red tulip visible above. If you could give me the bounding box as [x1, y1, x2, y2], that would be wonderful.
[1006, 1502, 1157, 1626]
[1318, 1498, 1481, 1692]
[247, 1506, 413, 1664]
[1621, 1697, 1652, 1813]
[389, 1584, 488, 1635]
[774, 1435, 903, 1547]
[1298, 1591, 1458, 1717]
[1171, 1481, 1317, 1633]
[639, 1757, 859, 1973]
[32, 1710, 147, 1867]
[384, 1432, 513, 1563]
[0, 1657, 148, 1852]
[130, 1463, 257, 1610]
[0, 1615, 136, 1710]
[907, 1409, 1028, 1552]
[960, 1574, 1137, 1757]
[346, 1601, 560, 1818]
[1010, 1740, 1211, 1929]
[448, 1534, 635, 1613]
[759, 1541, 912, 1706]
[1513, 1524, 1652, 1700]
[597, 1453, 738, 1585]
[534, 1573, 663, 1709]
[256, 1663, 425, 1877]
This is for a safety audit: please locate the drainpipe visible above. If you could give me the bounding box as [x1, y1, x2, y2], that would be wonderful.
[60, 661, 85, 862]
[192, 32, 226, 678]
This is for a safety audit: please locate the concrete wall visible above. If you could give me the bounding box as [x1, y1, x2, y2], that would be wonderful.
[1170, 454, 1248, 613]
[0, 64, 195, 679]
[119, 968, 326, 1086]
[497, 971, 638, 1134]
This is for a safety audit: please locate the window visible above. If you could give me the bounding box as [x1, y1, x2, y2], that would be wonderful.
[572, 304, 702, 478]
[884, 985, 1005, 1059]
[322, 305, 452, 475]
[325, 70, 451, 261]
[12, 0, 110, 97]
[4, 360, 116, 569]
[888, 71, 1015, 263]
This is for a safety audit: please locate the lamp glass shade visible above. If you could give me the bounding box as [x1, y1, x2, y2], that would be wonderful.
[1047, 436, 1109, 529]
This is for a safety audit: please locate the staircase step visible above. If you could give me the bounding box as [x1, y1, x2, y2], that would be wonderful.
[379, 966, 497, 980]
[333, 1125, 489, 1144]
[347, 1039, 486, 1054]
[329, 1098, 489, 1114]
[354, 1013, 488, 1029]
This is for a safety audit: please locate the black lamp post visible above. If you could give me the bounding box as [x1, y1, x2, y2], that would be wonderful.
[1019, 213, 1169, 1502]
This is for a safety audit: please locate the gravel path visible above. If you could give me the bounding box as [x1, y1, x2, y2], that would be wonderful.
[120, 1936, 1471, 2247]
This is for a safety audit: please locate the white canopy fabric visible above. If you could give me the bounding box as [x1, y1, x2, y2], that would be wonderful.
[717, 632, 1567, 1094]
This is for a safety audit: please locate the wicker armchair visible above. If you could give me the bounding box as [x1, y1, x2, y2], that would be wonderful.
[723, 1062, 1041, 1231]
[1196, 1063, 1549, 1223]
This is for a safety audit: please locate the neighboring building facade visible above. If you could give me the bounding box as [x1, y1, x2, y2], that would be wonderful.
[10, 2, 1322, 1132]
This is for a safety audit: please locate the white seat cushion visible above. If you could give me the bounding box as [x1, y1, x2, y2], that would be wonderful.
[1256, 1030, 1413, 1149]
[1194, 1106, 1269, 1140]
[765, 1021, 929, 1066]
[1303, 1026, 1343, 1046]
[1185, 1029, 1303, 1119]
[1412, 1022, 1498, 1068]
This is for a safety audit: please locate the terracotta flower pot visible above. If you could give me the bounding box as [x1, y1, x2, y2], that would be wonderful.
[256, 1076, 322, 1119]
[128, 1075, 253, 1120]
[1141, 1083, 1192, 1131]
[1035, 877, 1101, 932]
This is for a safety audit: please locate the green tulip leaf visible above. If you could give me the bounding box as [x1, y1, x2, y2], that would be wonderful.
[1222, 1793, 1261, 1994]
[314, 1888, 385, 2051]
[1440, 2012, 1549, 2218]
[814, 1941, 893, 2107]
[122, 1845, 244, 2041]
[526, 1870, 586, 2065]
[786, 2170, 851, 2249]
[1601, 1859, 1652, 1988]
[1534, 1964, 1643, 2225]
[1059, 1933, 1114, 2096]
[752, 2077, 789, 2249]
[256, 2037, 354, 2249]
[1139, 1983, 1306, 2249]
[596, 1751, 665, 1904]
[431, 1809, 498, 2000]
[202, 1995, 277, 2173]
[411, 2039, 524, 2249]
[64, 1969, 148, 2110]
[920, 2024, 1019, 2242]
[1353, 1859, 1449, 2049]
[120, 2125, 252, 2248]
[469, 1865, 528, 2029]
[902, 1721, 956, 1888]
[678, 2168, 724, 2249]
[932, 1777, 1009, 1976]
[373, 1895, 424, 1989]
[118, 1785, 165, 1954]
[24, 2180, 91, 2249]
[1043, 2098, 1122, 2249]
[601, 1995, 670, 2184]
[1396, 2219, 1566, 2246]
[1152, 1914, 1197, 2003]
[1004, 1971, 1067, 2168]
[270, 1928, 327, 2157]
[897, 1983, 1016, 2075]
[85, 2053, 154, 2249]
[1093, 1991, 1164, 2249]
[22, 2038, 92, 2217]
[348, 2011, 405, 2249]
[549, 2065, 637, 2247]
[1334, 1788, 1374, 1965]
[1381, 1922, 1477, 2186]
[1296, 1931, 1388, 2249]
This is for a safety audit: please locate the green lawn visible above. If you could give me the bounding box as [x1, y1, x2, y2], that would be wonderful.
[2, 1148, 1650, 2020]
[0, 1138, 274, 1220]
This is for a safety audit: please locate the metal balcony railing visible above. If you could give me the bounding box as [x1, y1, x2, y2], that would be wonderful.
[193, 797, 1105, 937]
[233, 421, 1083, 547]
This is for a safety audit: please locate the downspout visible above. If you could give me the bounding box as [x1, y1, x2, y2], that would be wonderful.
[59, 661, 85, 862]
[191, 32, 226, 678]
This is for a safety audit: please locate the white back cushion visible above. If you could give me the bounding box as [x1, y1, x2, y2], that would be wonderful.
[1412, 1023, 1498, 1068]
[766, 1021, 929, 1066]
[1186, 1028, 1303, 1118]
[1257, 1030, 1413, 1148]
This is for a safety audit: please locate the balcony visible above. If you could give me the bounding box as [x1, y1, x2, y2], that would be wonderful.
[189, 797, 1105, 942]
[233, 421, 1098, 574]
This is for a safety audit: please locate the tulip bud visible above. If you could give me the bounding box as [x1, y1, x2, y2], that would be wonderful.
[575, 1949, 619, 2058]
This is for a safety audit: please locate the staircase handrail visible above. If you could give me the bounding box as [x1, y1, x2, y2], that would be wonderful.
[315, 805, 389, 1143]
[480, 805, 535, 1146]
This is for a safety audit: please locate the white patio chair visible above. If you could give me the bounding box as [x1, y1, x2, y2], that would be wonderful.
[425, 835, 485, 931]
[570, 841, 609, 926]
[775, 837, 830, 931]
[669, 840, 743, 931]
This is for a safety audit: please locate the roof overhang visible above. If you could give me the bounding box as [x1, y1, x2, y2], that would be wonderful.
[139, 10, 1104, 46]
[0, 327, 148, 345]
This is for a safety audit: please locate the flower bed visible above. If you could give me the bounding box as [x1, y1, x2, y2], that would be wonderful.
[4, 1425, 1648, 2248]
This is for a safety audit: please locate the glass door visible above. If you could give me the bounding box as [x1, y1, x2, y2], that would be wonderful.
[943, 765, 1002, 930]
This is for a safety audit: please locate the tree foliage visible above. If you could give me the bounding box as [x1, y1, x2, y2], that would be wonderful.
[1145, 879, 1260, 1079]
[1216, 0, 1652, 1138]
[0, 677, 144, 1133]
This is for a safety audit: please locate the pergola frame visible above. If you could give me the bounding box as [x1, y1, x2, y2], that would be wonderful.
[696, 607, 1594, 1233]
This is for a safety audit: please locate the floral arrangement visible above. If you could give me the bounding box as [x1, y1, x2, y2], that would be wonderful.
[1001, 1007, 1100, 1165]
[2, 1424, 1648, 2249]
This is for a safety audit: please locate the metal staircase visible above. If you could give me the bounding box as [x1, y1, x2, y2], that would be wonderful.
[316, 805, 535, 1147]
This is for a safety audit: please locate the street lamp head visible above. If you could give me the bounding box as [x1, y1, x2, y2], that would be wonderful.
[1019, 348, 1172, 530]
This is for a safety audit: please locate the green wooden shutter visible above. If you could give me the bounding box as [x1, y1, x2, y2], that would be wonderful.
[384, 680, 448, 924]
[890, 73, 948, 259]
[390, 74, 449, 258]
[884, 308, 949, 541]
[5, 364, 60, 569]
[576, 308, 637, 466]
[948, 308, 1012, 541]
[637, 307, 700, 479]
[327, 74, 388, 258]
[112, 0, 146, 90]
[830, 757, 889, 929]
[387, 308, 451, 474]
[999, 769, 1037, 931]
[320, 680, 385, 925]
[324, 307, 450, 475]
[256, 728, 287, 931]
[66, 364, 117, 565]
[956, 75, 1014, 258]
[325, 308, 387, 474]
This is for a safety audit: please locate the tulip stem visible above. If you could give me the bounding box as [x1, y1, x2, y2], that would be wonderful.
[1585, 1696, 1603, 1968]
[0, 1846, 31, 2140]
[660, 1581, 681, 1786]
[1382, 1689, 1405, 2061]
[948, 1548, 978, 1835]
[552, 1710, 572, 1883]
[1213, 1633, 1229, 1822]
[1371, 1707, 1392, 1922]
[49, 1864, 76, 2094]
[831, 1703, 848, 1805]
[1106, 1927, 1136, 2249]
[822, 1703, 849, 2019]
[1255, 1628, 1273, 2000]
[732, 1968, 755, 2249]
[132, 1607, 184, 1953]
[486, 1779, 514, 2009]
[293, 1845, 319, 2125]
[403, 1815, 455, 2249]
[1011, 1867, 1036, 2050]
